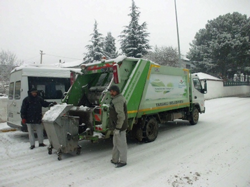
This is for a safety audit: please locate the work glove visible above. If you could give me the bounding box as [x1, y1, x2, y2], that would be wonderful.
[113, 129, 120, 135]
[49, 102, 57, 107]
[22, 119, 26, 124]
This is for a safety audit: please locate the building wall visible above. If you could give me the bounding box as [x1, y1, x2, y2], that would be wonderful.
[203, 80, 224, 99]
[204, 80, 250, 100]
[223, 86, 250, 97]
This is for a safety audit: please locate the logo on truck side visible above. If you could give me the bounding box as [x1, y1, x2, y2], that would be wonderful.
[150, 79, 174, 94]
[145, 74, 188, 101]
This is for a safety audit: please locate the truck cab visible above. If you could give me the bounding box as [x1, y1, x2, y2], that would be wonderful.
[191, 73, 207, 113]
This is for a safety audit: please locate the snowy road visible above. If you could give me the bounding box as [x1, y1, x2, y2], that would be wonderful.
[0, 97, 250, 187]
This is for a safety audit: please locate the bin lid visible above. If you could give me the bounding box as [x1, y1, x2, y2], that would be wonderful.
[43, 103, 73, 122]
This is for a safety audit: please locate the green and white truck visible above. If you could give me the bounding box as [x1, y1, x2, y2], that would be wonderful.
[44, 56, 207, 146]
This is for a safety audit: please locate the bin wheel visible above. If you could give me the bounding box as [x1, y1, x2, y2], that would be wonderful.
[76, 146, 81, 155]
[58, 156, 62, 161]
[57, 151, 62, 161]
[48, 148, 52, 155]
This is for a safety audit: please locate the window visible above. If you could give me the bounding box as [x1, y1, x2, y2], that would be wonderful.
[9, 82, 14, 100]
[28, 77, 70, 99]
[193, 78, 202, 92]
[14, 81, 21, 99]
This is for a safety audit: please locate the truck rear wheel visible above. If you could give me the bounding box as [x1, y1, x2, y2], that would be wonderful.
[143, 118, 158, 142]
[189, 107, 199, 125]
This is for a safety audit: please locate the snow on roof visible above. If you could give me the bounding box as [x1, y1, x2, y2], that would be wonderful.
[113, 55, 127, 63]
[10, 63, 82, 77]
[194, 72, 222, 81]
[59, 56, 143, 68]
[83, 55, 128, 67]
[59, 60, 84, 68]
[11, 63, 69, 73]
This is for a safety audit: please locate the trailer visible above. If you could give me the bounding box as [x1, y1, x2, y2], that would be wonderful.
[43, 56, 207, 159]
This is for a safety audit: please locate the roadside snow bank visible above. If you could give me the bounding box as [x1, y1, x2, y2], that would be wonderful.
[0, 97, 8, 122]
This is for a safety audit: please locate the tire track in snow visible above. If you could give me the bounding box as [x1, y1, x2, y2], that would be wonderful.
[47, 97, 250, 187]
[1, 97, 250, 187]
[0, 139, 114, 187]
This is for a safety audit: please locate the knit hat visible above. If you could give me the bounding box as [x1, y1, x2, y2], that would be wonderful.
[108, 85, 120, 94]
[29, 88, 38, 93]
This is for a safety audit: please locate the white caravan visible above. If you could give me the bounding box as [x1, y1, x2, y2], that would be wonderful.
[7, 64, 78, 131]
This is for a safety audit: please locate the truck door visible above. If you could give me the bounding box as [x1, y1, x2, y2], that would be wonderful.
[192, 76, 205, 113]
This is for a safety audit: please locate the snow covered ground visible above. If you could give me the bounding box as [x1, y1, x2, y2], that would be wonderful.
[0, 97, 250, 187]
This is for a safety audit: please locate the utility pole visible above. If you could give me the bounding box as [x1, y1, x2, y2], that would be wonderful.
[40, 50, 45, 64]
[174, 0, 182, 68]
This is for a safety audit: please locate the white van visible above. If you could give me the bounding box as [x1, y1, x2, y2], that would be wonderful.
[7, 64, 78, 131]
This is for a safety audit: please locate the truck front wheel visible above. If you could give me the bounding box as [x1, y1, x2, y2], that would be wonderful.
[189, 107, 199, 125]
[143, 118, 159, 142]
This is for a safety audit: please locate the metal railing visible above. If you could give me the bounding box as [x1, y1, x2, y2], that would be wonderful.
[223, 81, 250, 86]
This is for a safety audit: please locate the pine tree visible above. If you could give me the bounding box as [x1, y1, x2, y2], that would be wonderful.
[187, 12, 250, 77]
[103, 32, 118, 59]
[84, 20, 105, 63]
[120, 0, 151, 58]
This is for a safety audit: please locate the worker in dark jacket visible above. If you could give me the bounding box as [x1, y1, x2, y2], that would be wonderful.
[109, 85, 128, 168]
[20, 88, 56, 149]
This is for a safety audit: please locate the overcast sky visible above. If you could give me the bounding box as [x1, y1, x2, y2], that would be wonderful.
[0, 0, 250, 65]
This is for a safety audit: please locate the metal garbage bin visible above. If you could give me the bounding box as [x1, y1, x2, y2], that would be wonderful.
[43, 104, 81, 160]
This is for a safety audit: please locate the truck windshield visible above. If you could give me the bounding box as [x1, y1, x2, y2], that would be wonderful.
[28, 77, 70, 99]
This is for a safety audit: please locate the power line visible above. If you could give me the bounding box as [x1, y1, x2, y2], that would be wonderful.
[23, 56, 38, 61]
[45, 53, 82, 60]
[24, 53, 82, 62]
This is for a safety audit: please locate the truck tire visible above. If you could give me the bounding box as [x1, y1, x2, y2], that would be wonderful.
[189, 107, 199, 125]
[143, 118, 159, 142]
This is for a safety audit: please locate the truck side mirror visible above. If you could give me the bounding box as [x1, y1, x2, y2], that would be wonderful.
[202, 80, 207, 94]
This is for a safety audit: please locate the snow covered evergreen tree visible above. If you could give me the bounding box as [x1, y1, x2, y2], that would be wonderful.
[187, 12, 250, 77]
[84, 20, 105, 63]
[119, 0, 151, 58]
[144, 46, 179, 67]
[103, 32, 118, 59]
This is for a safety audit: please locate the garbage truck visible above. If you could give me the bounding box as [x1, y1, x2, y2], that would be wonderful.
[43, 56, 207, 159]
